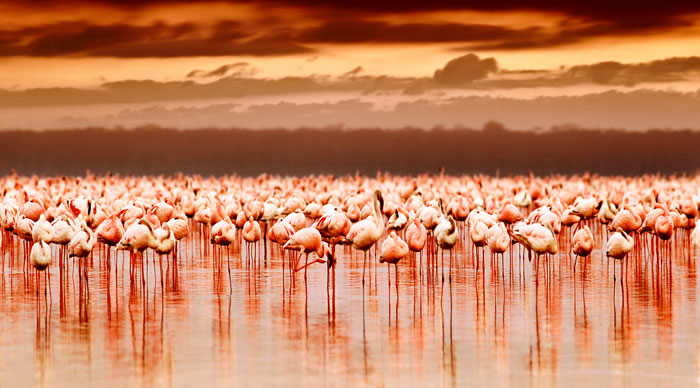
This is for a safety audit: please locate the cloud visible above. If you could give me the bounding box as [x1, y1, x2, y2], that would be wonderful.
[11, 89, 700, 131]
[432, 54, 498, 85]
[1, 1, 698, 59]
[0, 21, 312, 57]
[296, 19, 671, 51]
[0, 73, 419, 107]
[14, 1, 700, 29]
[187, 62, 256, 78]
[563, 56, 700, 86]
[2, 54, 700, 108]
[340, 66, 363, 79]
[297, 20, 538, 44]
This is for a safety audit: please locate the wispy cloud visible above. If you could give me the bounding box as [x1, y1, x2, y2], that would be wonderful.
[2, 54, 700, 109]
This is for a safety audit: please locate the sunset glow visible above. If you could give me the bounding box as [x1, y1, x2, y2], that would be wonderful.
[1, 1, 700, 130]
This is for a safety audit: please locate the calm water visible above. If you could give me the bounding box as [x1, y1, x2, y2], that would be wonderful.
[1, 225, 698, 387]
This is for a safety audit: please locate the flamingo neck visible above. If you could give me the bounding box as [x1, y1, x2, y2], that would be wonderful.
[374, 195, 384, 231]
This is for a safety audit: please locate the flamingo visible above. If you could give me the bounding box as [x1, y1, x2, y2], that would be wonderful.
[497, 202, 523, 226]
[379, 230, 408, 299]
[268, 219, 297, 280]
[346, 190, 384, 284]
[21, 197, 44, 222]
[606, 227, 634, 290]
[405, 218, 427, 280]
[313, 206, 351, 259]
[211, 216, 236, 246]
[570, 197, 600, 220]
[487, 223, 510, 267]
[242, 216, 262, 264]
[15, 214, 35, 268]
[387, 208, 409, 232]
[30, 240, 52, 299]
[95, 210, 125, 272]
[435, 215, 458, 282]
[597, 200, 618, 226]
[511, 222, 557, 278]
[283, 209, 306, 232]
[283, 227, 332, 290]
[151, 200, 175, 224]
[117, 218, 159, 285]
[691, 222, 700, 251]
[611, 205, 642, 233]
[51, 215, 76, 267]
[211, 216, 237, 281]
[572, 225, 594, 275]
[32, 214, 54, 243]
[96, 211, 126, 247]
[31, 239, 52, 271]
[152, 223, 175, 288]
[469, 219, 489, 269]
[68, 224, 97, 287]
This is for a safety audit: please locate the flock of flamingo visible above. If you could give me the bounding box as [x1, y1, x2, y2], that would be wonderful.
[2, 173, 700, 312]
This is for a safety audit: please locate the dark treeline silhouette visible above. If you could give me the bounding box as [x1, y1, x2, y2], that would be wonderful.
[1, 125, 698, 176]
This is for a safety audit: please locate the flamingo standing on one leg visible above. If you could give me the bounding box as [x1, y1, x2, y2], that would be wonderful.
[470, 219, 489, 273]
[31, 240, 52, 301]
[96, 210, 126, 267]
[152, 223, 176, 289]
[379, 230, 408, 302]
[406, 219, 427, 282]
[572, 225, 594, 276]
[68, 224, 97, 294]
[268, 219, 296, 286]
[606, 227, 634, 292]
[52, 215, 76, 270]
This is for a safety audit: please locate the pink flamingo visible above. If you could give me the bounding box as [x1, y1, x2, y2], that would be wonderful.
[346, 190, 384, 284]
[283, 227, 332, 290]
[379, 230, 408, 299]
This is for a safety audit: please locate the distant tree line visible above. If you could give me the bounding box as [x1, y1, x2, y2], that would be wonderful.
[1, 126, 698, 176]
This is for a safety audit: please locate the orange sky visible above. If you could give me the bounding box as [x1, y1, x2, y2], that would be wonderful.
[1, 1, 700, 87]
[2, 0, 700, 129]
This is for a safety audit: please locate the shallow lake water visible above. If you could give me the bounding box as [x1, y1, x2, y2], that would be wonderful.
[0, 224, 698, 387]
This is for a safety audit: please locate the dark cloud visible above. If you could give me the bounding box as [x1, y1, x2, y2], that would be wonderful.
[10, 1, 700, 27]
[432, 54, 498, 85]
[340, 66, 363, 79]
[187, 62, 255, 78]
[298, 20, 538, 43]
[1, 1, 697, 58]
[296, 20, 652, 51]
[0, 21, 311, 57]
[0, 74, 419, 107]
[563, 56, 700, 86]
[428, 55, 700, 90]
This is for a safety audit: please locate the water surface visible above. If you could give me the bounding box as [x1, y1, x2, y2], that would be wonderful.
[0, 226, 698, 387]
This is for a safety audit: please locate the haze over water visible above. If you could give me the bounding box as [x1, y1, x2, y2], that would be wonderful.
[1, 222, 697, 387]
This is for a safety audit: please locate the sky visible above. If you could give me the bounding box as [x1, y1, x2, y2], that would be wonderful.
[3, 0, 700, 130]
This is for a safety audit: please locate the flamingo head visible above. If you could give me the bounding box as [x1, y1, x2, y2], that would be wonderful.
[321, 243, 335, 269]
[374, 190, 384, 212]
